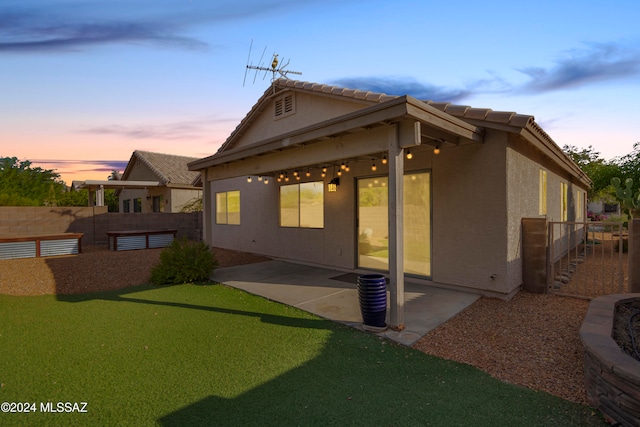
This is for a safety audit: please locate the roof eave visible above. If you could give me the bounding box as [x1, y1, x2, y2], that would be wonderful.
[189, 96, 484, 171]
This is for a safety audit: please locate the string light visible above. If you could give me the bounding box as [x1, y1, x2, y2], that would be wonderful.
[264, 178, 269, 184]
[434, 144, 440, 155]
[258, 176, 263, 181]
[371, 160, 377, 171]
[247, 176, 252, 183]
[345, 163, 350, 172]
[406, 149, 413, 160]
[382, 155, 387, 165]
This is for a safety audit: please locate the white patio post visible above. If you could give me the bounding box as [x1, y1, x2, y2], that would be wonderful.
[388, 123, 405, 328]
[96, 185, 105, 207]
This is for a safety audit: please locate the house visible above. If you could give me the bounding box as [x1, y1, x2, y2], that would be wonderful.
[117, 150, 202, 213]
[189, 79, 590, 327]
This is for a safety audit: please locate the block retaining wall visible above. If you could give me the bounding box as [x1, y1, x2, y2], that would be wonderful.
[580, 294, 640, 426]
[0, 207, 202, 245]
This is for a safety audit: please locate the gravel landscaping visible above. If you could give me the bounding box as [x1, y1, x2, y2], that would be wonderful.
[0, 245, 593, 405]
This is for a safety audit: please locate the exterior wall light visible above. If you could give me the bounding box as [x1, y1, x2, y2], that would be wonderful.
[328, 177, 340, 192]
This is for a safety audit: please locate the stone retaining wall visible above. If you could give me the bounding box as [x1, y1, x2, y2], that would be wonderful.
[580, 294, 640, 426]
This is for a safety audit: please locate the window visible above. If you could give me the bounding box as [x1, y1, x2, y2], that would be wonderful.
[357, 172, 431, 277]
[123, 199, 130, 213]
[561, 182, 568, 221]
[280, 181, 323, 228]
[274, 93, 295, 118]
[576, 190, 584, 220]
[216, 191, 240, 224]
[539, 170, 547, 215]
[134, 198, 142, 213]
[152, 195, 164, 213]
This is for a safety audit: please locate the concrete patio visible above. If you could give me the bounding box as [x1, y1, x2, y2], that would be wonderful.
[211, 260, 480, 346]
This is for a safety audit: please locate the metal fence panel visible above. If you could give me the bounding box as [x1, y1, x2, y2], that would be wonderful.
[548, 221, 626, 298]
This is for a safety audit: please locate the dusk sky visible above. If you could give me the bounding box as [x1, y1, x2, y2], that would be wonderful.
[2, 0, 639, 185]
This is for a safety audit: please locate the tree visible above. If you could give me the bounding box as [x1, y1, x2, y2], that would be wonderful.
[0, 157, 66, 206]
[563, 145, 621, 202]
[616, 141, 640, 186]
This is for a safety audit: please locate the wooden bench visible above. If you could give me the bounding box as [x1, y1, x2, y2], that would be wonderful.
[0, 233, 83, 260]
[107, 229, 177, 251]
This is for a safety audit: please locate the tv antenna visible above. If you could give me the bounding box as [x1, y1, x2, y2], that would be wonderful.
[243, 40, 302, 89]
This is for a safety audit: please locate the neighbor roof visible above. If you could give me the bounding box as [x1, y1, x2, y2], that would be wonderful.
[123, 150, 201, 187]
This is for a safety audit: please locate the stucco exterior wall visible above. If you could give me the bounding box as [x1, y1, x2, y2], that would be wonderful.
[207, 128, 526, 297]
[229, 91, 370, 150]
[506, 144, 544, 290]
[431, 131, 511, 295]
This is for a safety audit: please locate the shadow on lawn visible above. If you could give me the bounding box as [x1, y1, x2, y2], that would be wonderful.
[155, 328, 603, 427]
[57, 283, 328, 331]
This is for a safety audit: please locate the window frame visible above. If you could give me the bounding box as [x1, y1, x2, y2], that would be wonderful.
[539, 169, 547, 216]
[560, 182, 568, 221]
[279, 181, 324, 229]
[215, 190, 241, 225]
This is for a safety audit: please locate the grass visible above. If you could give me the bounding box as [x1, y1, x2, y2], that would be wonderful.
[0, 283, 605, 426]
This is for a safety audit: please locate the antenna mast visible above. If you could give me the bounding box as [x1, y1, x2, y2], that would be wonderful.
[243, 40, 302, 92]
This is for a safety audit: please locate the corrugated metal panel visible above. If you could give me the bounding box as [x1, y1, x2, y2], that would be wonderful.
[148, 233, 174, 249]
[40, 239, 79, 257]
[115, 235, 147, 251]
[0, 241, 37, 260]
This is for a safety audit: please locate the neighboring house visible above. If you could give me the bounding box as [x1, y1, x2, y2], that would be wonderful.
[189, 79, 590, 327]
[117, 150, 202, 213]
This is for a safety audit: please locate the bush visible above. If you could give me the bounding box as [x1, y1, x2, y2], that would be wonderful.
[150, 238, 217, 285]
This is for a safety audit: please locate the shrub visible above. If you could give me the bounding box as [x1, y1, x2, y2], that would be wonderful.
[150, 238, 217, 285]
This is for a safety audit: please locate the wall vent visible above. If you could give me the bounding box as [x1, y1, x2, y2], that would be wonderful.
[274, 93, 295, 119]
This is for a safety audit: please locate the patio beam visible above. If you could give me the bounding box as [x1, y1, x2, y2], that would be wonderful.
[388, 123, 405, 329]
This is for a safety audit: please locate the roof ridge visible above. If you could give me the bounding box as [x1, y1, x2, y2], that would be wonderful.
[133, 150, 167, 184]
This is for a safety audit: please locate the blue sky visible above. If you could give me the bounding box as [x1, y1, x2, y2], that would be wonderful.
[1, 0, 639, 184]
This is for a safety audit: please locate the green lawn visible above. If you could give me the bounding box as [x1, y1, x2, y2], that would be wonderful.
[0, 283, 604, 426]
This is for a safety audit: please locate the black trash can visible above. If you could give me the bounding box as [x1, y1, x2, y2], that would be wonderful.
[357, 274, 387, 331]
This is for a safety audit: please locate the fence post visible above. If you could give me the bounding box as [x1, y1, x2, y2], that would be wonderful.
[522, 218, 548, 293]
[629, 219, 640, 293]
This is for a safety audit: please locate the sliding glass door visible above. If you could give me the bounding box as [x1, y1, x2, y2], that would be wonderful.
[357, 172, 431, 277]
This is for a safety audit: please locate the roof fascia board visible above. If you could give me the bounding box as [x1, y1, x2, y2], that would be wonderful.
[190, 96, 484, 171]
[519, 126, 591, 187]
[405, 97, 484, 143]
[190, 98, 409, 170]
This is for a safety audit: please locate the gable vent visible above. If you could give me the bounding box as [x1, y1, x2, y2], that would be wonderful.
[284, 95, 293, 113]
[274, 93, 295, 119]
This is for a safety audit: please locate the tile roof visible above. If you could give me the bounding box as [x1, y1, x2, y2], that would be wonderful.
[219, 79, 541, 154]
[128, 150, 201, 186]
[275, 79, 537, 127]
